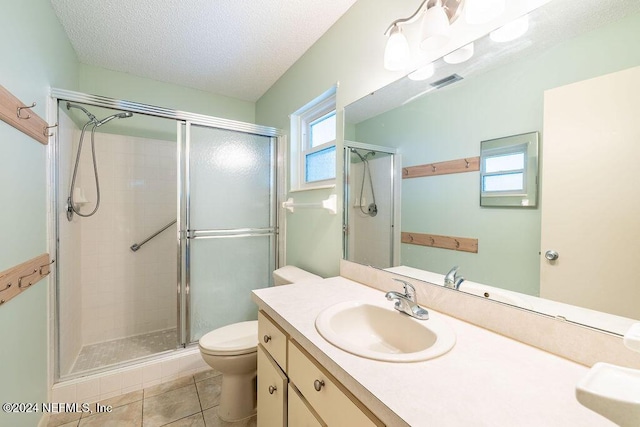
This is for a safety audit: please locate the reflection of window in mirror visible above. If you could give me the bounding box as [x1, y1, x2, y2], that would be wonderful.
[480, 132, 539, 207]
[290, 87, 337, 191]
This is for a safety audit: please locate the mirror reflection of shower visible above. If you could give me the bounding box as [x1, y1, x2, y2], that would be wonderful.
[350, 148, 378, 217]
[344, 143, 398, 268]
[66, 102, 133, 221]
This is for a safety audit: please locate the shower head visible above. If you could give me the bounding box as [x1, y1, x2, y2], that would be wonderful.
[66, 102, 97, 124]
[350, 148, 376, 162]
[95, 111, 133, 127]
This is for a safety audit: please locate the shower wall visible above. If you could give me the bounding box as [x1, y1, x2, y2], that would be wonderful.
[348, 154, 394, 268]
[75, 131, 177, 345]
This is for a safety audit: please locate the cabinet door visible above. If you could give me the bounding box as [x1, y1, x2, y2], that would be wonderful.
[289, 341, 382, 427]
[258, 311, 288, 370]
[288, 384, 325, 427]
[257, 345, 287, 427]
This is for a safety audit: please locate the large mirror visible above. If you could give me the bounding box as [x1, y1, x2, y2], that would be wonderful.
[344, 0, 640, 335]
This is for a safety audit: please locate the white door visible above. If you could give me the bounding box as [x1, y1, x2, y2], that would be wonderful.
[540, 66, 640, 320]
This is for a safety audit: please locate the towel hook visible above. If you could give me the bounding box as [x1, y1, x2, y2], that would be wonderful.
[17, 102, 36, 119]
[464, 159, 470, 168]
[429, 237, 435, 245]
[454, 239, 460, 249]
[408, 234, 414, 242]
[18, 269, 37, 288]
[0, 282, 11, 293]
[39, 259, 55, 275]
[44, 123, 58, 137]
[431, 164, 436, 172]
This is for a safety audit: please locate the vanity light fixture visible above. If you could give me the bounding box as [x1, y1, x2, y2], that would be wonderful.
[490, 14, 530, 43]
[383, 0, 465, 71]
[443, 42, 474, 64]
[384, 25, 411, 71]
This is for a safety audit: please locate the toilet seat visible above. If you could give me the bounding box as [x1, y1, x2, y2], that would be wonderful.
[199, 320, 258, 356]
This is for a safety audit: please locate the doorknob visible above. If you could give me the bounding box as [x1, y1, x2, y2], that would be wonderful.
[545, 250, 559, 261]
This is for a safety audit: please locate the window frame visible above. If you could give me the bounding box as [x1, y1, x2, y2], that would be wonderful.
[290, 89, 337, 191]
[480, 132, 539, 207]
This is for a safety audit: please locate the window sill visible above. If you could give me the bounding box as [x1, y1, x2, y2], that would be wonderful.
[289, 184, 336, 193]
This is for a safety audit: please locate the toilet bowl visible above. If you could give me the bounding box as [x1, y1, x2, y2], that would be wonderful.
[199, 321, 258, 421]
[198, 266, 322, 421]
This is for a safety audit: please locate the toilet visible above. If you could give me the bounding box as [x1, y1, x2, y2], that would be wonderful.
[198, 266, 322, 421]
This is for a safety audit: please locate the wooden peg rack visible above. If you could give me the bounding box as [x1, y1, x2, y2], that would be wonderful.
[401, 232, 478, 253]
[402, 156, 479, 179]
[0, 253, 53, 307]
[0, 84, 50, 145]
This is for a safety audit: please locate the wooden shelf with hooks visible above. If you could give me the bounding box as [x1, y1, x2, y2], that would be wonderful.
[401, 232, 478, 253]
[402, 156, 480, 179]
[0, 254, 53, 307]
[0, 84, 51, 145]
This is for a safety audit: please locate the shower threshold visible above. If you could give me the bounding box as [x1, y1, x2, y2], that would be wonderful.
[70, 328, 177, 374]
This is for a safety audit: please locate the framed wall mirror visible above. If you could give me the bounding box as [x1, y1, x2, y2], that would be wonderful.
[343, 0, 640, 335]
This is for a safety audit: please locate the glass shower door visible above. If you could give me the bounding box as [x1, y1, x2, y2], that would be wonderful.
[183, 123, 276, 343]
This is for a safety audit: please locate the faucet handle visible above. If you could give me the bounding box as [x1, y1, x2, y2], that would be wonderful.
[392, 278, 416, 301]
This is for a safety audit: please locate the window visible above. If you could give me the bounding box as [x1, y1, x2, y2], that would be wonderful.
[480, 132, 539, 207]
[290, 88, 337, 191]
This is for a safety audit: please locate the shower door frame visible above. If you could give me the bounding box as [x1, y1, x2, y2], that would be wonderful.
[49, 88, 284, 381]
[343, 141, 401, 267]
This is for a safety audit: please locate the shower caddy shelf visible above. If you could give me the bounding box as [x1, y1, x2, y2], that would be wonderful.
[0, 253, 53, 307]
[0, 84, 57, 145]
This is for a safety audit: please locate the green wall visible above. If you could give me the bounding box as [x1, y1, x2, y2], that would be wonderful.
[79, 64, 256, 123]
[354, 12, 640, 295]
[0, 1, 78, 426]
[255, 0, 418, 277]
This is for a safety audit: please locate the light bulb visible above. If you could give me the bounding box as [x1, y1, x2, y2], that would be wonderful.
[420, 5, 451, 51]
[408, 63, 435, 81]
[490, 15, 530, 43]
[443, 42, 474, 64]
[465, 0, 505, 25]
[384, 25, 410, 71]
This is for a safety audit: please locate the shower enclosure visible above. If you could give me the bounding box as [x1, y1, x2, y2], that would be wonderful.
[51, 89, 281, 380]
[343, 142, 399, 268]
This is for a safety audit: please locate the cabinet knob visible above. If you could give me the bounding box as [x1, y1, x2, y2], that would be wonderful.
[263, 335, 271, 343]
[268, 385, 277, 395]
[313, 379, 325, 391]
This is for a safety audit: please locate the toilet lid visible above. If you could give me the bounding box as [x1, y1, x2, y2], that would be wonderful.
[199, 320, 258, 356]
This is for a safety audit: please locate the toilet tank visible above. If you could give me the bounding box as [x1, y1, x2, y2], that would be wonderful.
[272, 266, 322, 286]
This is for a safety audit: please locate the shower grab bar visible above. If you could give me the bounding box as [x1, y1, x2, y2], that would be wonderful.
[130, 220, 177, 252]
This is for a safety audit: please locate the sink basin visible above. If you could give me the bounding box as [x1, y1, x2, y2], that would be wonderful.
[315, 300, 455, 362]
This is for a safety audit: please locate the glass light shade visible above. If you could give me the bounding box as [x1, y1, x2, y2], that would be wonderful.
[443, 42, 474, 64]
[465, 0, 505, 25]
[420, 6, 451, 51]
[408, 63, 435, 81]
[384, 25, 411, 71]
[490, 15, 530, 43]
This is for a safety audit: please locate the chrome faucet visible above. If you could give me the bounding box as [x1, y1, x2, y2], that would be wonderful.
[444, 265, 464, 290]
[385, 278, 429, 320]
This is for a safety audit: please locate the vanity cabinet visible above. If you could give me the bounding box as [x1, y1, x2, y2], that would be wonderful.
[257, 310, 383, 427]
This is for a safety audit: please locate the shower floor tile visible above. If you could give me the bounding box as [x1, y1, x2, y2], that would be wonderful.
[71, 329, 177, 374]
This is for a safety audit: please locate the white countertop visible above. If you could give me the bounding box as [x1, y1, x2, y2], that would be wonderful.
[252, 276, 614, 426]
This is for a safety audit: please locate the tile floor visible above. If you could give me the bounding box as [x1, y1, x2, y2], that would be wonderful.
[47, 369, 256, 427]
[71, 329, 178, 374]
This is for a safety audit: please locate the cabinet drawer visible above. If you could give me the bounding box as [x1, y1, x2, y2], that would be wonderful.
[258, 311, 287, 370]
[288, 384, 325, 427]
[289, 340, 382, 427]
[257, 345, 287, 427]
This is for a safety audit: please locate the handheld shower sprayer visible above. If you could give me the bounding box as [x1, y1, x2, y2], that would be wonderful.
[65, 103, 133, 221]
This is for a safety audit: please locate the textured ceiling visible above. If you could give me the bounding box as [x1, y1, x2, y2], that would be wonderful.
[50, 0, 358, 102]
